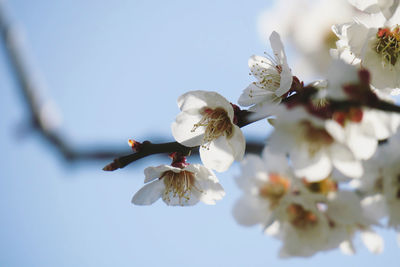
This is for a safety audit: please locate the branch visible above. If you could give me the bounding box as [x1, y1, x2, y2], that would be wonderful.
[103, 109, 266, 171]
[0, 4, 141, 161]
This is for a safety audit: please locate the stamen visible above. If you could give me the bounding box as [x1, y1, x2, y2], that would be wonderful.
[191, 107, 233, 148]
[375, 26, 400, 66]
[250, 55, 282, 91]
[303, 178, 337, 195]
[161, 170, 202, 205]
[287, 204, 318, 230]
[259, 173, 290, 208]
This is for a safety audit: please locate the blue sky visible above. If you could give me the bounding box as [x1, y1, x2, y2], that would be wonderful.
[0, 1, 398, 266]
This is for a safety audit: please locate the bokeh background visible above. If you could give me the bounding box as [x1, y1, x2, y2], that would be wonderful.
[0, 0, 398, 266]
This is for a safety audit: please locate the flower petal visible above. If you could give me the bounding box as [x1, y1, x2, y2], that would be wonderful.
[144, 165, 177, 183]
[200, 135, 235, 172]
[361, 230, 384, 254]
[193, 164, 225, 204]
[178, 90, 234, 120]
[330, 143, 363, 178]
[291, 145, 332, 182]
[232, 196, 271, 226]
[171, 112, 205, 147]
[270, 31, 292, 96]
[339, 240, 356, 255]
[346, 123, 377, 160]
[262, 146, 290, 174]
[229, 126, 246, 162]
[235, 154, 270, 193]
[238, 83, 276, 107]
[197, 180, 225, 205]
[131, 180, 165, 205]
[348, 0, 380, 13]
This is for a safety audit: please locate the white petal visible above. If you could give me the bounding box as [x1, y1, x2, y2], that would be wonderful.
[177, 90, 234, 120]
[229, 126, 246, 162]
[238, 83, 275, 107]
[325, 120, 346, 143]
[262, 146, 290, 174]
[346, 22, 371, 58]
[291, 146, 332, 182]
[192, 164, 225, 204]
[361, 194, 387, 222]
[171, 112, 204, 147]
[264, 221, 282, 237]
[131, 180, 165, 205]
[270, 31, 286, 64]
[361, 230, 384, 254]
[330, 143, 363, 178]
[188, 164, 217, 182]
[348, 0, 380, 13]
[235, 154, 270, 193]
[340, 240, 356, 255]
[346, 124, 377, 160]
[327, 191, 365, 225]
[378, 0, 400, 19]
[269, 31, 292, 97]
[200, 136, 235, 172]
[177, 91, 208, 114]
[144, 165, 177, 183]
[197, 179, 225, 205]
[232, 196, 271, 226]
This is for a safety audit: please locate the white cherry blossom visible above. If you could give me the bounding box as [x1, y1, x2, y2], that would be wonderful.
[333, 11, 400, 92]
[172, 90, 245, 172]
[269, 106, 363, 181]
[238, 31, 293, 113]
[132, 164, 225, 206]
[233, 149, 345, 257]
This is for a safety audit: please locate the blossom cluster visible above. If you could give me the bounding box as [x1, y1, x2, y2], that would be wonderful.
[125, 0, 400, 258]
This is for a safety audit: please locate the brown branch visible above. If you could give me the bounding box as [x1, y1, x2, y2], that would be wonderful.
[103, 139, 266, 171]
[103, 110, 265, 171]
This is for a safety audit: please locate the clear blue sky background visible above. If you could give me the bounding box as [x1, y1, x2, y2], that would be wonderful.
[0, 1, 398, 266]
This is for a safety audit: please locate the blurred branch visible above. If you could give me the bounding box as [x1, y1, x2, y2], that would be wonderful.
[0, 2, 266, 165]
[0, 2, 132, 161]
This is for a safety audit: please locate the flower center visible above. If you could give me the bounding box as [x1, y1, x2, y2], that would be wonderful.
[287, 204, 318, 230]
[161, 170, 200, 203]
[250, 56, 282, 91]
[259, 173, 290, 208]
[375, 26, 400, 66]
[192, 107, 233, 147]
[303, 178, 337, 195]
